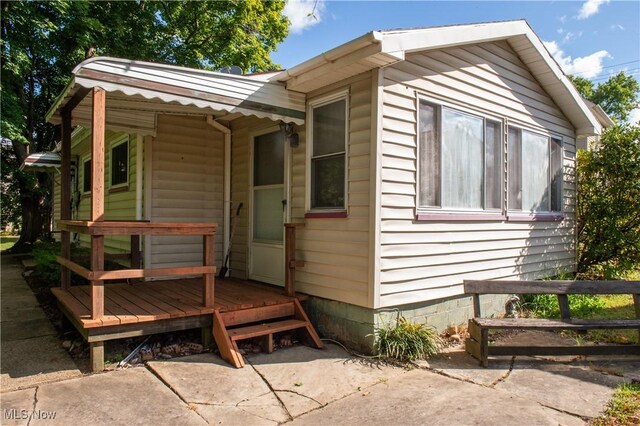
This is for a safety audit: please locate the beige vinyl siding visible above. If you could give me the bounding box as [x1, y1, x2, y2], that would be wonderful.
[293, 73, 373, 307]
[149, 114, 224, 269]
[73, 130, 138, 253]
[379, 40, 577, 307]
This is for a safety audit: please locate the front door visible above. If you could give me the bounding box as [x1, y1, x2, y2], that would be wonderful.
[249, 129, 287, 285]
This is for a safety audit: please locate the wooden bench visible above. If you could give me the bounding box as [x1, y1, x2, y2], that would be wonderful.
[463, 280, 640, 367]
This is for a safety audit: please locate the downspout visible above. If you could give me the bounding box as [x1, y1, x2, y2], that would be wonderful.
[207, 116, 231, 269]
[135, 134, 143, 221]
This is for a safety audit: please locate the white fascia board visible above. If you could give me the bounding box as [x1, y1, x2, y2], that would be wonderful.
[379, 20, 529, 54]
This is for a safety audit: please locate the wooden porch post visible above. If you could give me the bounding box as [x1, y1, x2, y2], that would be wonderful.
[60, 110, 72, 290]
[203, 234, 215, 307]
[91, 88, 106, 222]
[284, 223, 304, 297]
[90, 88, 106, 319]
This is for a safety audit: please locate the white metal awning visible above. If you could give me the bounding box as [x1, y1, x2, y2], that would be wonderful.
[46, 57, 306, 136]
[20, 152, 74, 172]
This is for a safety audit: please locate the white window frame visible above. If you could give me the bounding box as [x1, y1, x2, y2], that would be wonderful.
[305, 90, 349, 213]
[416, 95, 505, 216]
[81, 155, 92, 195]
[506, 125, 564, 214]
[109, 135, 130, 189]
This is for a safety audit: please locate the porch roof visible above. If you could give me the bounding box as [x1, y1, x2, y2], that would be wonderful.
[46, 57, 306, 136]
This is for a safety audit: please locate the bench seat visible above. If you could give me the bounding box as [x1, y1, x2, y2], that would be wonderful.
[472, 318, 640, 330]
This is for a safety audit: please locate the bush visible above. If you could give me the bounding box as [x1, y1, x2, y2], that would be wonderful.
[375, 316, 441, 361]
[32, 240, 91, 286]
[577, 124, 640, 277]
[32, 240, 63, 284]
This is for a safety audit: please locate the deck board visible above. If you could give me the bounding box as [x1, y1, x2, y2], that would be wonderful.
[53, 278, 296, 330]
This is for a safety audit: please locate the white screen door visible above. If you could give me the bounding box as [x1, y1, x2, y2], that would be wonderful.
[250, 130, 287, 285]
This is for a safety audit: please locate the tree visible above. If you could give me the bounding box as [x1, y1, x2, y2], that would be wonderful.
[569, 72, 640, 123]
[576, 124, 640, 275]
[1, 0, 289, 252]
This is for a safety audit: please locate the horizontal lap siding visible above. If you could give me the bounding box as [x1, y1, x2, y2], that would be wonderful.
[292, 75, 372, 307]
[379, 41, 577, 307]
[150, 115, 224, 269]
[74, 130, 138, 253]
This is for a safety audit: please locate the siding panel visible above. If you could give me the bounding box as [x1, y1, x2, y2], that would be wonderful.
[379, 41, 577, 307]
[150, 115, 224, 269]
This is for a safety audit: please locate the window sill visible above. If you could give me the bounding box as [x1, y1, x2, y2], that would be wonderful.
[507, 212, 564, 222]
[304, 211, 348, 219]
[416, 212, 506, 221]
[109, 185, 129, 194]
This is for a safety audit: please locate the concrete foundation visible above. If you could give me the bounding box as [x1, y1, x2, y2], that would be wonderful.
[306, 293, 509, 353]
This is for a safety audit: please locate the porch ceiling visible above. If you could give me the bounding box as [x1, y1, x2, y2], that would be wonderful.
[46, 57, 306, 136]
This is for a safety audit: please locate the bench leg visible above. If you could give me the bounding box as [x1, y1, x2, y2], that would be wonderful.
[90, 341, 105, 372]
[480, 328, 489, 368]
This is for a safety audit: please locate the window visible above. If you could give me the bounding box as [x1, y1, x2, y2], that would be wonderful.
[507, 128, 562, 212]
[418, 99, 502, 211]
[82, 157, 91, 193]
[309, 94, 347, 210]
[110, 137, 129, 187]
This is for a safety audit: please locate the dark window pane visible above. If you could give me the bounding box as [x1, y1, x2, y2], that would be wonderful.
[83, 160, 91, 193]
[254, 131, 284, 186]
[507, 128, 522, 210]
[418, 100, 440, 207]
[550, 137, 563, 212]
[111, 142, 128, 186]
[313, 100, 346, 157]
[485, 120, 502, 209]
[311, 154, 345, 209]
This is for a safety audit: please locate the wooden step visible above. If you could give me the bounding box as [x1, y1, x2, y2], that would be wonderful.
[229, 319, 309, 341]
[220, 302, 295, 327]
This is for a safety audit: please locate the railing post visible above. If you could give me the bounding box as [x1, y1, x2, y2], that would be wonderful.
[203, 234, 215, 307]
[284, 223, 304, 297]
[91, 235, 104, 319]
[130, 235, 141, 269]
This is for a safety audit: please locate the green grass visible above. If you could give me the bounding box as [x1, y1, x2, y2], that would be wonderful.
[520, 267, 639, 345]
[591, 382, 640, 426]
[585, 294, 638, 344]
[0, 235, 18, 251]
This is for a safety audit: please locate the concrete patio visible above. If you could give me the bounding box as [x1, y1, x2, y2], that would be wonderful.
[2, 339, 638, 425]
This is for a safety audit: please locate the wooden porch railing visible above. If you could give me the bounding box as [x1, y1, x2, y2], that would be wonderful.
[284, 223, 305, 297]
[57, 220, 217, 320]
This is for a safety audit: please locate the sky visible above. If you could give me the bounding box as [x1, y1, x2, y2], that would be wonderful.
[274, 0, 640, 122]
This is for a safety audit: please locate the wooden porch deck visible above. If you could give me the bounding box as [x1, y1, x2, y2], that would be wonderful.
[52, 278, 302, 330]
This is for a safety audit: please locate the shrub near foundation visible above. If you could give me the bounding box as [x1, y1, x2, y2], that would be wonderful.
[375, 316, 441, 361]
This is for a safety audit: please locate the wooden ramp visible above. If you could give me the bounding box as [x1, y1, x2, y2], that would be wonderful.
[213, 299, 323, 368]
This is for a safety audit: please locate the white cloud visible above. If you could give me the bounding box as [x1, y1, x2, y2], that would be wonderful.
[559, 15, 567, 24]
[578, 0, 610, 19]
[563, 31, 583, 43]
[283, 0, 326, 34]
[610, 24, 625, 31]
[544, 40, 610, 78]
[629, 108, 640, 124]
